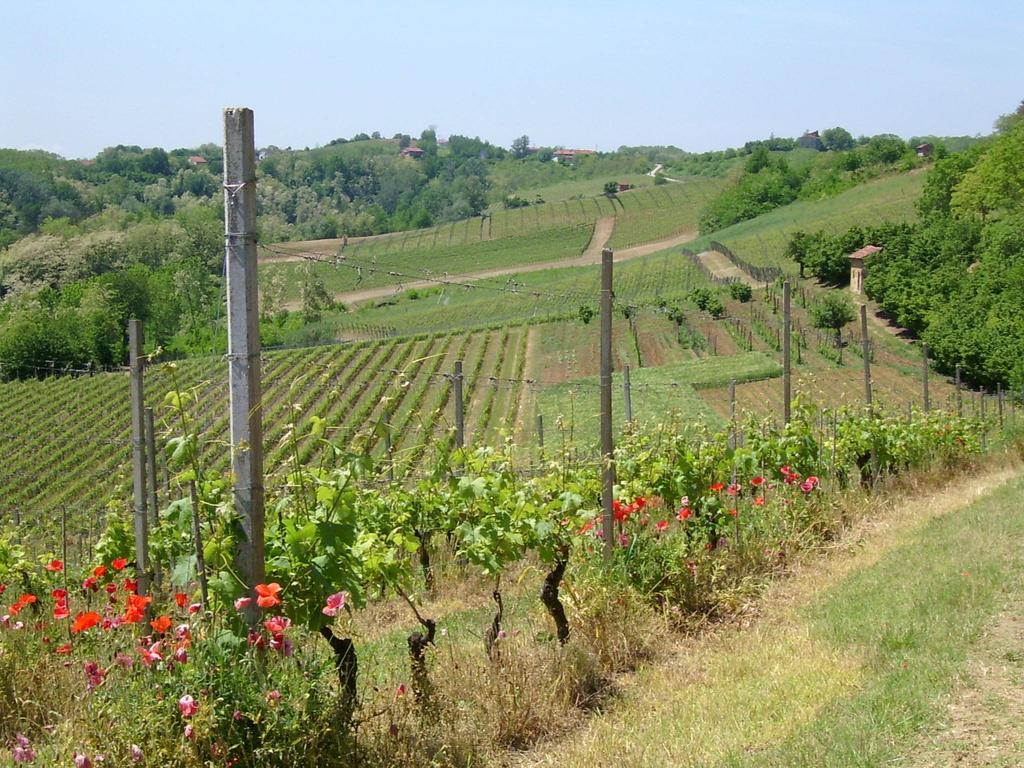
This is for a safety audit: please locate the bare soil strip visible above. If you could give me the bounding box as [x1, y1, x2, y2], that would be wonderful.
[697, 250, 760, 286]
[582, 217, 615, 258]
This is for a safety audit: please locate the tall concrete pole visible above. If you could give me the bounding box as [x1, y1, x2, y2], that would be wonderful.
[600, 248, 615, 564]
[128, 319, 150, 597]
[223, 107, 265, 615]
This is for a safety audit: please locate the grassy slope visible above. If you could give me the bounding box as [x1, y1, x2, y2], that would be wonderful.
[689, 171, 927, 272]
[521, 461, 1024, 767]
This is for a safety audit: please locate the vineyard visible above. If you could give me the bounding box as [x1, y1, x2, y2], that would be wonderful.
[2, 144, 1021, 768]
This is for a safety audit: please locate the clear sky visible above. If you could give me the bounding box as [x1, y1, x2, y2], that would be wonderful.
[2, 0, 1021, 158]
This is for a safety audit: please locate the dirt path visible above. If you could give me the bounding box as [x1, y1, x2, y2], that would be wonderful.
[912, 602, 1024, 768]
[582, 217, 614, 258]
[514, 462, 1022, 768]
[305, 227, 699, 308]
[697, 250, 760, 286]
[513, 327, 538, 442]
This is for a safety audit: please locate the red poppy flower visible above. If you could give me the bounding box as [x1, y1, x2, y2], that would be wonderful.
[726, 483, 741, 496]
[92, 565, 107, 579]
[123, 594, 153, 624]
[654, 520, 669, 533]
[71, 612, 102, 634]
[53, 603, 71, 620]
[105, 583, 117, 595]
[111, 558, 129, 571]
[82, 577, 98, 591]
[123, 579, 138, 594]
[44, 559, 64, 572]
[728, 508, 738, 517]
[754, 496, 766, 506]
[150, 615, 172, 634]
[676, 506, 693, 521]
[255, 583, 282, 609]
[0, 583, 5, 596]
[751, 476, 765, 487]
[51, 589, 68, 600]
[174, 593, 188, 608]
[710, 482, 725, 492]
[55, 642, 73, 654]
[263, 615, 290, 634]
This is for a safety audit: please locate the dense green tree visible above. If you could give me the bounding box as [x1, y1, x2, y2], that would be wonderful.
[821, 127, 855, 151]
[511, 135, 531, 159]
[810, 292, 856, 361]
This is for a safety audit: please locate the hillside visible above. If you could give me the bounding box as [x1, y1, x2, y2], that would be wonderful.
[1, 156, 993, 548]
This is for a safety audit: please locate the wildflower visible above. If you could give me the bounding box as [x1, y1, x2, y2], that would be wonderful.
[188, 603, 201, 615]
[254, 583, 282, 608]
[618, 533, 631, 548]
[138, 643, 162, 668]
[265, 689, 281, 703]
[396, 683, 407, 697]
[800, 480, 815, 493]
[150, 615, 172, 634]
[234, 596, 252, 612]
[751, 476, 765, 487]
[178, 694, 198, 718]
[806, 476, 820, 488]
[654, 520, 669, 533]
[92, 566, 107, 579]
[0, 584, 5, 596]
[174, 646, 189, 664]
[174, 593, 188, 608]
[184, 724, 194, 741]
[111, 558, 128, 571]
[73, 753, 91, 768]
[51, 588, 67, 600]
[321, 592, 347, 617]
[10, 594, 37, 616]
[53, 602, 71, 620]
[726, 483, 741, 496]
[82, 577, 98, 592]
[83, 661, 106, 690]
[676, 506, 693, 521]
[56, 642, 73, 655]
[264, 616, 291, 634]
[123, 579, 138, 594]
[578, 519, 594, 536]
[754, 496, 766, 506]
[123, 594, 152, 623]
[104, 583, 117, 596]
[71, 612, 102, 634]
[246, 630, 265, 649]
[130, 745, 143, 763]
[113, 653, 133, 669]
[727, 509, 738, 517]
[612, 500, 629, 523]
[232, 710, 244, 721]
[44, 559, 64, 572]
[12, 733, 35, 762]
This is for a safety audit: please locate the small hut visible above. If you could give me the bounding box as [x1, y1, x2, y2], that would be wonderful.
[849, 245, 882, 294]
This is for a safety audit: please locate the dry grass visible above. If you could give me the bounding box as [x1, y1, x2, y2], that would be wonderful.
[509, 456, 1023, 768]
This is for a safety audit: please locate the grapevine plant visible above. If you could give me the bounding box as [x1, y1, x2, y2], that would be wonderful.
[0, 387, 990, 762]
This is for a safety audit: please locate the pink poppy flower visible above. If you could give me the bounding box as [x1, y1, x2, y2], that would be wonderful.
[178, 694, 198, 718]
[321, 591, 347, 617]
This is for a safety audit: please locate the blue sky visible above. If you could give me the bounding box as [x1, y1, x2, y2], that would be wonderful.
[2, 0, 1021, 158]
